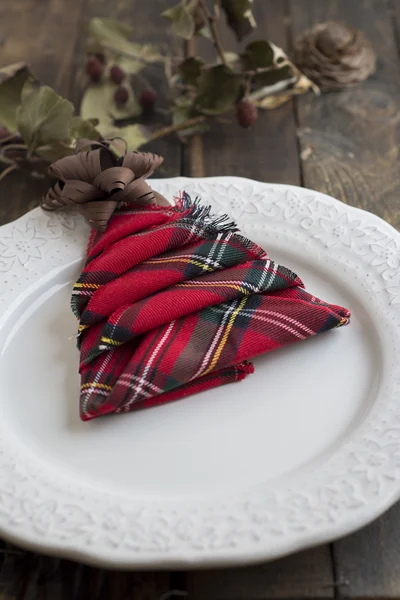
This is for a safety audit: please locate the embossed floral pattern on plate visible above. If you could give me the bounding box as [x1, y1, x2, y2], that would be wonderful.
[0, 176, 398, 568]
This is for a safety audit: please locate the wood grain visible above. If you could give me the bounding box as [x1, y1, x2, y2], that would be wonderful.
[290, 0, 400, 597]
[186, 2, 335, 597]
[0, 0, 84, 225]
[290, 0, 400, 230]
[0, 0, 83, 97]
[0, 1, 399, 598]
[188, 547, 335, 600]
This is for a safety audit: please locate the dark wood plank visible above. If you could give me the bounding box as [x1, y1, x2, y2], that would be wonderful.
[332, 504, 400, 599]
[290, 1, 400, 597]
[0, 0, 84, 226]
[290, 0, 400, 229]
[0, 0, 83, 97]
[186, 2, 334, 597]
[189, 547, 335, 600]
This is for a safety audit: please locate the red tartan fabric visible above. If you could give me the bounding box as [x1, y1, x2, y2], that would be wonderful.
[73, 194, 350, 420]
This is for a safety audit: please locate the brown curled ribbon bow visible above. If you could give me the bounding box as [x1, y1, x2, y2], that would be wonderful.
[41, 142, 168, 231]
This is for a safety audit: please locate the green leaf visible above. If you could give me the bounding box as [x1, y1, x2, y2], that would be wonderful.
[242, 40, 274, 70]
[195, 65, 243, 115]
[35, 141, 74, 162]
[0, 63, 31, 131]
[254, 64, 294, 87]
[16, 81, 74, 153]
[69, 116, 101, 141]
[172, 103, 209, 137]
[172, 103, 192, 125]
[178, 57, 204, 86]
[221, 0, 256, 41]
[162, 3, 195, 40]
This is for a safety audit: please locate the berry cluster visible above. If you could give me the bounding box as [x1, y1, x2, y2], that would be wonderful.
[86, 54, 157, 111]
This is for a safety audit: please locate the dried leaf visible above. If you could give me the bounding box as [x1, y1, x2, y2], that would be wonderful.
[0, 63, 32, 131]
[87, 18, 133, 53]
[80, 84, 113, 135]
[16, 81, 74, 153]
[221, 0, 256, 41]
[80, 82, 141, 135]
[256, 94, 291, 110]
[223, 52, 240, 67]
[196, 25, 212, 39]
[162, 3, 195, 40]
[114, 124, 149, 151]
[254, 72, 317, 109]
[114, 45, 162, 76]
[178, 57, 204, 86]
[80, 84, 115, 135]
[195, 65, 243, 115]
[87, 18, 162, 71]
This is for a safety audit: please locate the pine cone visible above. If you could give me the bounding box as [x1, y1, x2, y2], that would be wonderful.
[294, 21, 376, 91]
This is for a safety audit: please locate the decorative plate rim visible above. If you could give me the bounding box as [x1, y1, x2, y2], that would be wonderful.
[0, 176, 399, 568]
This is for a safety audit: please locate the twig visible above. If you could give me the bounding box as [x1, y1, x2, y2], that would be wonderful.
[198, 0, 227, 66]
[0, 133, 21, 145]
[149, 115, 207, 141]
[1, 143, 27, 152]
[0, 164, 17, 182]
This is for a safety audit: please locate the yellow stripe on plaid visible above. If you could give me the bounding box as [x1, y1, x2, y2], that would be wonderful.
[144, 257, 214, 272]
[176, 281, 250, 294]
[202, 296, 248, 376]
[100, 337, 124, 346]
[80, 382, 112, 391]
[74, 282, 100, 289]
[335, 316, 348, 328]
[78, 324, 89, 332]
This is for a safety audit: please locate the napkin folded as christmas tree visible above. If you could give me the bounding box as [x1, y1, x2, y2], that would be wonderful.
[43, 147, 350, 420]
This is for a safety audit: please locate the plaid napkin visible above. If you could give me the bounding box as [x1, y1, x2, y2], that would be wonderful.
[72, 194, 349, 420]
[43, 149, 350, 421]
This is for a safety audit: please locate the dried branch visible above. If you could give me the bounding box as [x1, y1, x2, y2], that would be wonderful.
[198, 0, 227, 66]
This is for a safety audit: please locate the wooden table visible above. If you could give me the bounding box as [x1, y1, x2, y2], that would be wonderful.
[0, 0, 399, 597]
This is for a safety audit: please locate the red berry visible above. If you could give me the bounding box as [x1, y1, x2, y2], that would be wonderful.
[110, 65, 126, 85]
[236, 100, 258, 128]
[0, 127, 10, 141]
[139, 88, 157, 112]
[86, 56, 103, 82]
[114, 85, 129, 106]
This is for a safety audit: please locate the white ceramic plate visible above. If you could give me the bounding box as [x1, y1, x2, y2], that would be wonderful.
[0, 176, 399, 568]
